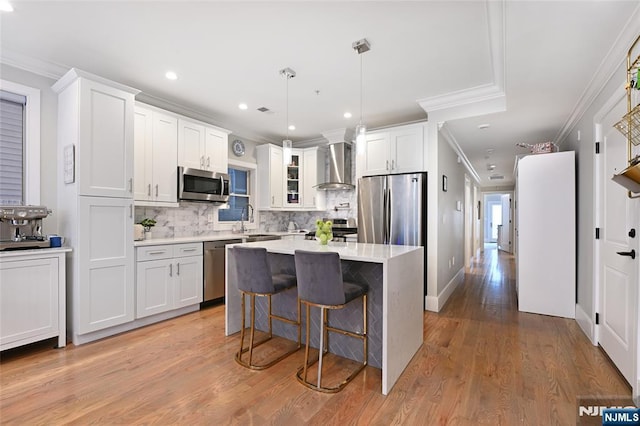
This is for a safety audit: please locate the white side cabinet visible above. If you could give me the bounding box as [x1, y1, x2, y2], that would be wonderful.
[136, 243, 203, 319]
[0, 249, 68, 351]
[53, 68, 139, 345]
[178, 118, 229, 173]
[362, 124, 425, 176]
[134, 104, 178, 204]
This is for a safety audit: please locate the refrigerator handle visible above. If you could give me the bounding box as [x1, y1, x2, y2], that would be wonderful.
[384, 188, 390, 244]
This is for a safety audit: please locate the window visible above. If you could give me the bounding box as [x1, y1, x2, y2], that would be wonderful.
[218, 167, 251, 222]
[0, 80, 40, 205]
[0, 90, 25, 204]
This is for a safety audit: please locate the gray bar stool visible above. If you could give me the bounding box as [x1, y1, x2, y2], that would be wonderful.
[234, 246, 301, 370]
[293, 250, 368, 393]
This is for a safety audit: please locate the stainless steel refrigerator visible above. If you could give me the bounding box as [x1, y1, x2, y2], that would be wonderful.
[357, 172, 427, 246]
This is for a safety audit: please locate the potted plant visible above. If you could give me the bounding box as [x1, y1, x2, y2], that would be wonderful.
[139, 218, 156, 239]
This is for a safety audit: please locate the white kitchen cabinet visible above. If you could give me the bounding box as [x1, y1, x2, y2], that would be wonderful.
[257, 144, 284, 209]
[178, 118, 229, 173]
[53, 69, 136, 198]
[134, 104, 178, 204]
[136, 243, 203, 318]
[302, 147, 326, 209]
[257, 144, 325, 210]
[0, 250, 68, 351]
[362, 124, 425, 176]
[53, 69, 139, 345]
[78, 196, 135, 333]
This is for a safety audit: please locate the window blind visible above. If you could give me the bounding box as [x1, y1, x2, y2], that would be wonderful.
[0, 90, 26, 205]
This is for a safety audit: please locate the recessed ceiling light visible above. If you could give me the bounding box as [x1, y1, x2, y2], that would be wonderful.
[0, 1, 13, 12]
[478, 123, 490, 130]
[238, 103, 248, 110]
[344, 112, 352, 119]
[165, 71, 178, 80]
[288, 125, 295, 131]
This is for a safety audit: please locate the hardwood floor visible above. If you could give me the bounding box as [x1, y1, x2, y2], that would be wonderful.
[0, 246, 631, 424]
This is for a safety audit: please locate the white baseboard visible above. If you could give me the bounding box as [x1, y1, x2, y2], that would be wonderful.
[425, 267, 464, 312]
[575, 303, 596, 345]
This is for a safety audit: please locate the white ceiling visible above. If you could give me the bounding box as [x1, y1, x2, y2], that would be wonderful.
[1, 1, 638, 187]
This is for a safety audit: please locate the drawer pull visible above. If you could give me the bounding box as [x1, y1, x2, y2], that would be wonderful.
[182, 248, 197, 252]
[148, 250, 166, 255]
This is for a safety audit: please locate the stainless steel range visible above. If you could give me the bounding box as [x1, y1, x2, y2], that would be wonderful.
[304, 218, 357, 242]
[0, 206, 51, 251]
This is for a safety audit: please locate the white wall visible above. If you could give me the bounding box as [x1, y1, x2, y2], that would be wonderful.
[0, 64, 58, 233]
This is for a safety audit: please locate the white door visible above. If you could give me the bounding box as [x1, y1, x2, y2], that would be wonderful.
[174, 256, 203, 308]
[178, 119, 205, 169]
[364, 133, 390, 175]
[133, 105, 153, 201]
[204, 127, 228, 173]
[390, 126, 424, 173]
[598, 95, 638, 386]
[499, 194, 512, 253]
[152, 112, 177, 202]
[136, 258, 173, 318]
[269, 147, 284, 207]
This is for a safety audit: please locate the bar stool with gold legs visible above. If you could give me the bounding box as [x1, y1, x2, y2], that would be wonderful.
[293, 250, 368, 393]
[234, 246, 301, 370]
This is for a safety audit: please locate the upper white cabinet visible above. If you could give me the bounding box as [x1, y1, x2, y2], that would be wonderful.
[362, 124, 425, 176]
[178, 118, 229, 173]
[53, 69, 136, 198]
[302, 147, 326, 210]
[134, 104, 178, 204]
[256, 144, 284, 209]
[257, 144, 325, 210]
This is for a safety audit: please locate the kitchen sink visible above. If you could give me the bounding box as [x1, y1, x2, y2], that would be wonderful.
[243, 234, 281, 243]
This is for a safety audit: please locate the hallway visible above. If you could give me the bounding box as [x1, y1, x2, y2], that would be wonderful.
[0, 245, 633, 424]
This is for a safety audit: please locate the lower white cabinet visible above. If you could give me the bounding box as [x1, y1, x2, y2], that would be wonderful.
[136, 243, 203, 318]
[0, 250, 68, 351]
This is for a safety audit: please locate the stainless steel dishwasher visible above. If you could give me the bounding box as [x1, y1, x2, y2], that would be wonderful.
[203, 239, 241, 305]
[203, 235, 281, 306]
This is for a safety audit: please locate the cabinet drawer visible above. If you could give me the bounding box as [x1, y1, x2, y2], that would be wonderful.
[173, 243, 203, 258]
[136, 245, 173, 261]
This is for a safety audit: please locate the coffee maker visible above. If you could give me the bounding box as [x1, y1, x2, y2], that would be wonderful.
[0, 205, 52, 250]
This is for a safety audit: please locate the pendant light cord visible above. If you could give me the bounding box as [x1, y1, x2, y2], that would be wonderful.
[286, 73, 289, 139]
[359, 53, 363, 125]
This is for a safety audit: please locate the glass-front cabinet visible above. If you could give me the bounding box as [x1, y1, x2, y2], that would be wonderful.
[285, 152, 301, 207]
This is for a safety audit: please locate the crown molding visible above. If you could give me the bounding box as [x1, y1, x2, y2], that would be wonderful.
[439, 124, 481, 184]
[0, 48, 68, 80]
[555, 3, 640, 145]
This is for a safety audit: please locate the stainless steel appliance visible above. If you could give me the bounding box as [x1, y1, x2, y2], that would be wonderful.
[314, 142, 355, 190]
[304, 218, 357, 242]
[358, 172, 427, 246]
[0, 205, 52, 251]
[202, 235, 282, 305]
[178, 167, 230, 203]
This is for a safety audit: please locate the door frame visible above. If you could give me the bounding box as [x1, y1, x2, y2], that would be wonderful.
[593, 85, 639, 403]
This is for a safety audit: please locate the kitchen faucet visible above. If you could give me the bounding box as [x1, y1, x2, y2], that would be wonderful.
[240, 204, 254, 233]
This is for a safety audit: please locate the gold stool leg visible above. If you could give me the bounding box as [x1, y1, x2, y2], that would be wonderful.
[317, 307, 325, 389]
[302, 303, 311, 383]
[237, 292, 246, 363]
[268, 294, 273, 338]
[363, 294, 368, 366]
[248, 294, 256, 366]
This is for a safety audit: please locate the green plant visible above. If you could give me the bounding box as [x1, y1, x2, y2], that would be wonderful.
[139, 218, 156, 231]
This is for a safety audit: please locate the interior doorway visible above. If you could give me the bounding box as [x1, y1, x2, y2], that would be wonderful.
[482, 192, 513, 253]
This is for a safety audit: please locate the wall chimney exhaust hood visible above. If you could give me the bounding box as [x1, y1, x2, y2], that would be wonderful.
[315, 142, 355, 190]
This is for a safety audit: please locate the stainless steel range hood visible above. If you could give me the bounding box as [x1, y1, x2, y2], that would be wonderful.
[315, 142, 355, 190]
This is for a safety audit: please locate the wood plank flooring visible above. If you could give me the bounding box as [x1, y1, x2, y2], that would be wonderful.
[0, 246, 631, 424]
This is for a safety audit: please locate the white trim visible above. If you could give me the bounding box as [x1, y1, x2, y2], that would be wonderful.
[439, 124, 482, 184]
[0, 79, 41, 205]
[0, 48, 68, 80]
[425, 267, 464, 312]
[575, 303, 596, 345]
[555, 3, 640, 146]
[213, 162, 258, 232]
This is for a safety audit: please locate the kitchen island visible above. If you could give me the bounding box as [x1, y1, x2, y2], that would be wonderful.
[225, 239, 424, 395]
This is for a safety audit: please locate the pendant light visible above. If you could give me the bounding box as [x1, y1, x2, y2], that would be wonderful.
[279, 67, 296, 165]
[353, 38, 370, 155]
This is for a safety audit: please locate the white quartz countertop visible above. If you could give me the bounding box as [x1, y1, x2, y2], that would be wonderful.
[0, 247, 72, 258]
[230, 239, 422, 263]
[133, 231, 306, 247]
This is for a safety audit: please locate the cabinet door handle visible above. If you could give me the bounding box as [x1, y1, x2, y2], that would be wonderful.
[386, 160, 389, 170]
[616, 249, 636, 259]
[128, 178, 133, 193]
[176, 262, 180, 276]
[200, 156, 204, 167]
[272, 195, 274, 204]
[147, 184, 151, 196]
[129, 204, 133, 218]
[169, 263, 173, 277]
[207, 157, 211, 168]
[155, 184, 159, 197]
[313, 196, 315, 206]
[391, 160, 395, 170]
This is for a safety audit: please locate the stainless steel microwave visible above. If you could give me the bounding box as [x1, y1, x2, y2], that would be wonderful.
[178, 167, 230, 203]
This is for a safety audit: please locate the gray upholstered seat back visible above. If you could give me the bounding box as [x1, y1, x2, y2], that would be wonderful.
[294, 250, 345, 306]
[234, 246, 274, 294]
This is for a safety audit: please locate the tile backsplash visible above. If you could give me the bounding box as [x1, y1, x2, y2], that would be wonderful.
[135, 188, 357, 238]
